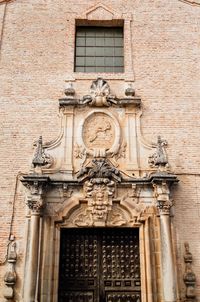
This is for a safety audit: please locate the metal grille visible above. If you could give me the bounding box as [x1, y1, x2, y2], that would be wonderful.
[75, 27, 124, 73]
[58, 228, 140, 302]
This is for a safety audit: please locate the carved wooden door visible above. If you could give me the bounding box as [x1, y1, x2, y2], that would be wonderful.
[58, 228, 141, 302]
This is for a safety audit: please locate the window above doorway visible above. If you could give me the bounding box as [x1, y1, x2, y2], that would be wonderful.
[75, 26, 124, 73]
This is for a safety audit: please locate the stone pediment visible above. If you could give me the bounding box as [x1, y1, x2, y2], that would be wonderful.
[84, 3, 118, 20]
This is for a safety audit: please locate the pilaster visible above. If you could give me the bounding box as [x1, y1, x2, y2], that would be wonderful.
[22, 176, 49, 302]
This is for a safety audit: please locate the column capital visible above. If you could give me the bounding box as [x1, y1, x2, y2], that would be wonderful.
[21, 175, 50, 214]
[153, 181, 173, 215]
[26, 194, 44, 214]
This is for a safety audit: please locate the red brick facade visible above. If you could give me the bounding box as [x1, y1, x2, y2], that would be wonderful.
[0, 1, 200, 301]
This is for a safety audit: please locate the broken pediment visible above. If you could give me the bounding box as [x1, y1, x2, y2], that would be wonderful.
[30, 78, 172, 180]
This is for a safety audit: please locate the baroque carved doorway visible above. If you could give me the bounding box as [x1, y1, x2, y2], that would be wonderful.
[58, 228, 141, 302]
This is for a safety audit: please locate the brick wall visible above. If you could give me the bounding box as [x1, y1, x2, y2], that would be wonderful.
[0, 0, 200, 300]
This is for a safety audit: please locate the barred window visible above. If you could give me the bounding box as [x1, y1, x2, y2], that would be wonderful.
[75, 26, 124, 73]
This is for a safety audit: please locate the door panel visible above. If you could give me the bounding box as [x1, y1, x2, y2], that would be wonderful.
[58, 228, 140, 302]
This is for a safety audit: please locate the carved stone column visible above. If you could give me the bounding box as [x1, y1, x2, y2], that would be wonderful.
[22, 177, 48, 302]
[154, 181, 177, 302]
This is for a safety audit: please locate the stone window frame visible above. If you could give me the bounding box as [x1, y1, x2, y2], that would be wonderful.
[66, 4, 135, 82]
[74, 25, 124, 73]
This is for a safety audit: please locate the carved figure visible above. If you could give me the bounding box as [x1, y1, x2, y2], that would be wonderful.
[89, 121, 111, 143]
[76, 159, 121, 225]
[148, 136, 168, 169]
[83, 179, 115, 225]
[83, 113, 115, 152]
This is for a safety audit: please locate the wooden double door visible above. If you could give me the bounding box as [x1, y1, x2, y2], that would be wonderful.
[58, 228, 141, 302]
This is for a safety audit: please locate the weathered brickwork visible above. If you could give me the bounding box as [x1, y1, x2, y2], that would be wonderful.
[0, 0, 200, 301]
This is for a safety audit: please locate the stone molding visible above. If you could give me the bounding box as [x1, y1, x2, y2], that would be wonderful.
[179, 0, 200, 5]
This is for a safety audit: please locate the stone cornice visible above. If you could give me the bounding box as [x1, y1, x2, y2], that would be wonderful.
[21, 172, 178, 188]
[59, 97, 141, 108]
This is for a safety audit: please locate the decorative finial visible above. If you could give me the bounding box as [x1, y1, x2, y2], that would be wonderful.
[32, 136, 46, 167]
[64, 82, 75, 98]
[183, 242, 196, 302]
[32, 136, 53, 170]
[125, 83, 135, 97]
[155, 136, 168, 166]
[3, 236, 17, 300]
